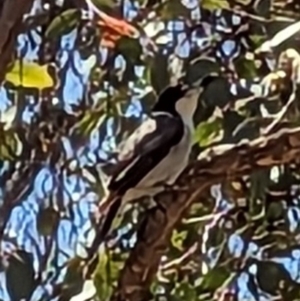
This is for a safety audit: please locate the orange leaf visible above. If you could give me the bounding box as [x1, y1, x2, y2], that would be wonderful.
[96, 11, 139, 38]
[100, 29, 121, 48]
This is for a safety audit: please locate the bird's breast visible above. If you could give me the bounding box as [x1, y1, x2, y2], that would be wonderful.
[130, 125, 192, 192]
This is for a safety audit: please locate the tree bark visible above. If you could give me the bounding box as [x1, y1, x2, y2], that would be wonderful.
[0, 0, 35, 82]
[111, 126, 300, 301]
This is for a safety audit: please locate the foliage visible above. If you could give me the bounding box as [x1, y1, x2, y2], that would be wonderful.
[1, 0, 300, 300]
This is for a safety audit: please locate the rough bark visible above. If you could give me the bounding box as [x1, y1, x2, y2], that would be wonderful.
[111, 126, 300, 301]
[0, 0, 35, 82]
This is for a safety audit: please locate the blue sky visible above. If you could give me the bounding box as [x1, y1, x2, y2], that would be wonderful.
[1, 0, 300, 300]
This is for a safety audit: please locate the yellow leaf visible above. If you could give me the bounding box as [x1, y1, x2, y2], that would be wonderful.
[5, 60, 54, 89]
[201, 0, 230, 10]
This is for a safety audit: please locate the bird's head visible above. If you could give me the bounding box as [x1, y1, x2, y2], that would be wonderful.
[152, 74, 218, 120]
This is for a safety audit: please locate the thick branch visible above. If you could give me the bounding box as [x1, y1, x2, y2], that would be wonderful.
[111, 126, 300, 301]
[0, 0, 34, 82]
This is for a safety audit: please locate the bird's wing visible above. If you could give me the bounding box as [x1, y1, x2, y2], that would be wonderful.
[107, 113, 184, 195]
[96, 113, 184, 240]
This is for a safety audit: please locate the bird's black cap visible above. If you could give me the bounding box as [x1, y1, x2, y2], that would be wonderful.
[152, 84, 188, 113]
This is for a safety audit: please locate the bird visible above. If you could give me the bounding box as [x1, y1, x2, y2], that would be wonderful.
[95, 75, 216, 243]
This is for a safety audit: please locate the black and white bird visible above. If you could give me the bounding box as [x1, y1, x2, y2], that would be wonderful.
[97, 75, 216, 240]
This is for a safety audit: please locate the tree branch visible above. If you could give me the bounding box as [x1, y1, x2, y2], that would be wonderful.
[111, 126, 300, 301]
[0, 0, 34, 82]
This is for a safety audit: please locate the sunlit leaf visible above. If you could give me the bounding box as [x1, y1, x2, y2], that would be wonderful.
[93, 248, 121, 300]
[0, 105, 17, 130]
[74, 109, 106, 138]
[194, 117, 223, 147]
[0, 130, 22, 160]
[249, 35, 266, 47]
[93, 250, 111, 300]
[5, 60, 54, 89]
[171, 229, 187, 251]
[201, 0, 230, 10]
[45, 9, 80, 39]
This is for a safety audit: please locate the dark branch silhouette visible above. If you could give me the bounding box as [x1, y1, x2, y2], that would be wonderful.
[0, 0, 35, 82]
[111, 125, 300, 301]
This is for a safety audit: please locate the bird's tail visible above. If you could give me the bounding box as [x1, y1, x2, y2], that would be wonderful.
[85, 195, 122, 277]
[98, 195, 122, 240]
[88, 195, 122, 255]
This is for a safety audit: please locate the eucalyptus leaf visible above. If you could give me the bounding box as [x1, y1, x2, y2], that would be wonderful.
[201, 0, 230, 10]
[5, 60, 54, 89]
[36, 207, 60, 236]
[199, 267, 231, 292]
[45, 9, 80, 39]
[171, 229, 188, 251]
[0, 130, 22, 160]
[94, 248, 121, 300]
[160, 0, 190, 20]
[194, 117, 223, 147]
[91, 0, 116, 9]
[6, 250, 35, 301]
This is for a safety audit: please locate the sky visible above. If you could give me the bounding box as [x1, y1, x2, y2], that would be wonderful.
[1, 0, 300, 300]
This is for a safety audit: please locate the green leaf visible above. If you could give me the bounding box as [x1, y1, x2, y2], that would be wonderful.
[173, 281, 197, 300]
[194, 117, 223, 147]
[254, 0, 271, 18]
[171, 229, 187, 251]
[116, 37, 143, 64]
[90, 0, 116, 9]
[0, 130, 22, 160]
[94, 248, 121, 300]
[36, 207, 60, 236]
[160, 0, 190, 20]
[201, 0, 230, 10]
[61, 258, 85, 298]
[0, 105, 17, 130]
[5, 60, 54, 89]
[249, 34, 266, 46]
[186, 58, 220, 86]
[199, 267, 231, 292]
[234, 56, 257, 79]
[74, 109, 106, 138]
[45, 9, 80, 39]
[149, 54, 169, 94]
[249, 170, 270, 203]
